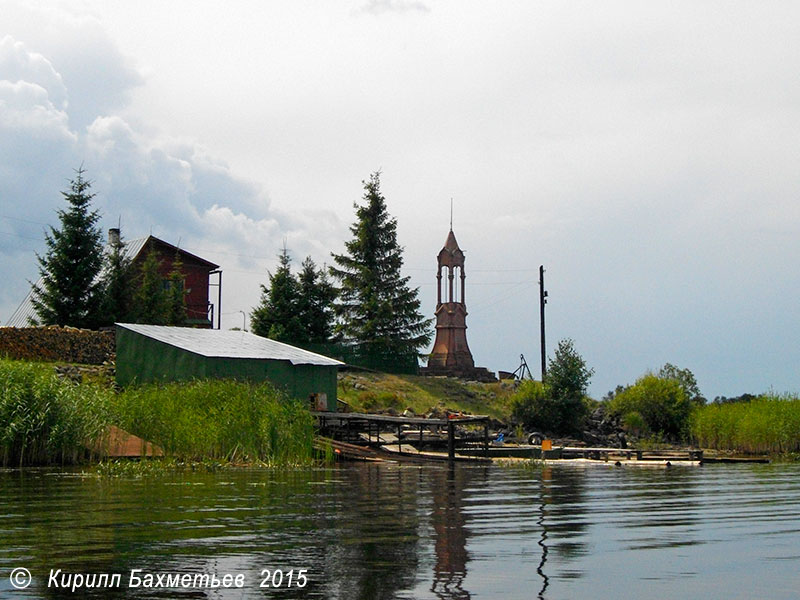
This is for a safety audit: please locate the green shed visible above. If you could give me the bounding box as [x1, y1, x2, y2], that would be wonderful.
[116, 323, 343, 411]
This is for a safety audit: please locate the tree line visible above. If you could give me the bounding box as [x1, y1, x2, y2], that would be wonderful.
[31, 168, 192, 329]
[250, 171, 432, 361]
[30, 168, 432, 361]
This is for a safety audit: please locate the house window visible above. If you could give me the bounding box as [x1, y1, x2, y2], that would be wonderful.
[162, 279, 184, 291]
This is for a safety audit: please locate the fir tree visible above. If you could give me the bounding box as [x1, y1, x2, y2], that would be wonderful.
[251, 247, 304, 343]
[99, 229, 135, 325]
[330, 171, 432, 357]
[31, 167, 105, 328]
[296, 256, 336, 344]
[164, 253, 188, 326]
[133, 247, 167, 325]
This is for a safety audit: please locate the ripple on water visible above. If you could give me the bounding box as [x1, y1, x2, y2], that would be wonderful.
[1, 463, 800, 599]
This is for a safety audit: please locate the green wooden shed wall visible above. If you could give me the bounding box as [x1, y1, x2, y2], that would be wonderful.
[116, 324, 341, 410]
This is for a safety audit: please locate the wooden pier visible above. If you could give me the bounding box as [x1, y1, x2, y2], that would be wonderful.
[312, 412, 769, 466]
[312, 411, 491, 462]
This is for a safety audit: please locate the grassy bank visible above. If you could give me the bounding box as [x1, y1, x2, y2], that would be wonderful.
[338, 372, 517, 420]
[0, 358, 314, 467]
[690, 394, 800, 454]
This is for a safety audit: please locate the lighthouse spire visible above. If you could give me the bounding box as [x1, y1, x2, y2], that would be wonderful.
[450, 198, 453, 231]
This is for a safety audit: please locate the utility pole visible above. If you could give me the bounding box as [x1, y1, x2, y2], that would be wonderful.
[539, 265, 547, 380]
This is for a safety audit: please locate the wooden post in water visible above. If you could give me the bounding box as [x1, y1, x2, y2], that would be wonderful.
[447, 420, 455, 463]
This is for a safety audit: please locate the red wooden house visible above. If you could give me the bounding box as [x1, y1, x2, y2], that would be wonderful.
[6, 229, 221, 328]
[120, 231, 220, 328]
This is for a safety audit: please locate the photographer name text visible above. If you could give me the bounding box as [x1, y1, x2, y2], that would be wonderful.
[10, 568, 308, 592]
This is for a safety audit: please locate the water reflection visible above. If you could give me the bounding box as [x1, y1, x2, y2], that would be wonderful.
[429, 466, 470, 600]
[3, 463, 800, 599]
[536, 467, 551, 599]
[323, 464, 422, 600]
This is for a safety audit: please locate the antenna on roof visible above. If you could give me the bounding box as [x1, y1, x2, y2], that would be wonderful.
[450, 198, 453, 231]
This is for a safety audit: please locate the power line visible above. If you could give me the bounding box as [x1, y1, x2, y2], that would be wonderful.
[0, 215, 48, 226]
[404, 266, 540, 272]
[468, 280, 535, 313]
[0, 230, 43, 242]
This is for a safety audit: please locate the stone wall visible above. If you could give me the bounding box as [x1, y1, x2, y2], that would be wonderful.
[0, 326, 115, 365]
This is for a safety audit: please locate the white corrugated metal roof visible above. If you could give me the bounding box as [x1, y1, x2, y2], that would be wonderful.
[117, 323, 344, 366]
[121, 237, 149, 262]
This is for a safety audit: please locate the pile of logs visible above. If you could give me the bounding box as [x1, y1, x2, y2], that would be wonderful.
[0, 326, 114, 365]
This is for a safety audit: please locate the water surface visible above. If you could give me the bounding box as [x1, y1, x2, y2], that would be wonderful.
[1, 461, 799, 599]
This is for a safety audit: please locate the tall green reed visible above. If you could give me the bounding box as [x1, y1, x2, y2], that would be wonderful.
[0, 359, 112, 466]
[690, 393, 800, 454]
[114, 379, 314, 466]
[1, 358, 315, 466]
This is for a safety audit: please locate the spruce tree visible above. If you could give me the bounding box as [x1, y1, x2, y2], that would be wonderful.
[296, 256, 336, 344]
[251, 247, 304, 343]
[31, 167, 105, 328]
[330, 171, 432, 357]
[99, 229, 135, 325]
[164, 253, 188, 326]
[133, 247, 167, 325]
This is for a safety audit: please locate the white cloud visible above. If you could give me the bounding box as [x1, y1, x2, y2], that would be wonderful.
[0, 80, 71, 135]
[0, 25, 326, 333]
[0, 35, 67, 109]
[2, 2, 143, 129]
[356, 0, 431, 15]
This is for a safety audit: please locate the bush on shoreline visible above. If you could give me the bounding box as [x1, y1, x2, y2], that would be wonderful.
[607, 374, 691, 440]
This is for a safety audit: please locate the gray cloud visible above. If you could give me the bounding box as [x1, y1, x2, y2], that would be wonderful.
[0, 28, 329, 331]
[4, 1, 800, 398]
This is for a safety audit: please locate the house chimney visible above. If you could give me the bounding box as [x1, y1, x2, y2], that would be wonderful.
[108, 228, 120, 246]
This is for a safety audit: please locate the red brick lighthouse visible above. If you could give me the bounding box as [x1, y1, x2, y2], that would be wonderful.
[422, 227, 496, 381]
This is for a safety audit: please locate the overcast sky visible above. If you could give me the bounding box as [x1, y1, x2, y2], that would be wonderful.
[2, 0, 799, 399]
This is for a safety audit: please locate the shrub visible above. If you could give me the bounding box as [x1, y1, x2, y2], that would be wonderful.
[607, 373, 691, 439]
[546, 339, 594, 404]
[510, 380, 587, 434]
[511, 380, 553, 431]
[621, 411, 648, 436]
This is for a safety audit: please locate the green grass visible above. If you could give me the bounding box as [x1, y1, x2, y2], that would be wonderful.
[337, 372, 517, 420]
[690, 393, 800, 454]
[114, 379, 314, 465]
[0, 358, 315, 467]
[0, 358, 112, 466]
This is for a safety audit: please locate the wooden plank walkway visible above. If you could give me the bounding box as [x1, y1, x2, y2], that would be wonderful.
[313, 411, 491, 461]
[314, 436, 490, 463]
